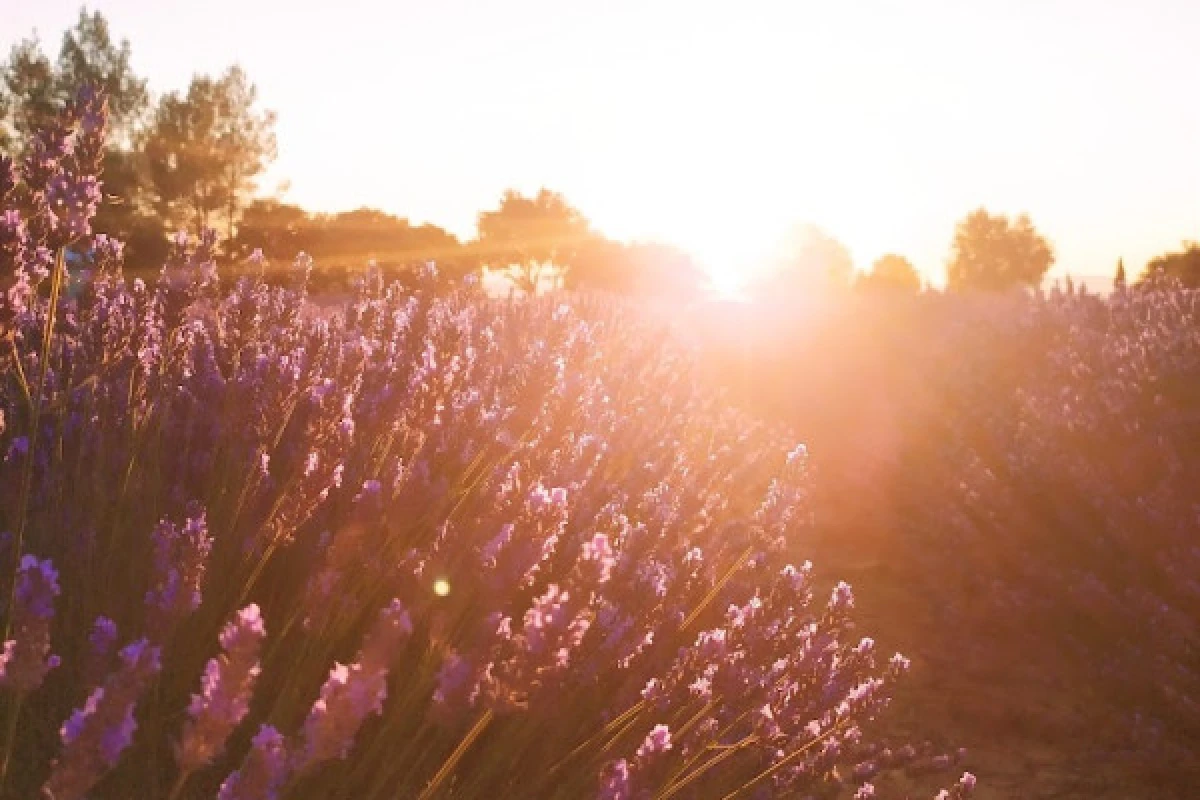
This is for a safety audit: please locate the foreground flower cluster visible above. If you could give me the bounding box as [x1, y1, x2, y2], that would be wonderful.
[0, 91, 970, 798]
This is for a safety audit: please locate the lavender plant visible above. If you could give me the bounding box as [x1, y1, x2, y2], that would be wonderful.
[698, 279, 1200, 791]
[0, 91, 959, 798]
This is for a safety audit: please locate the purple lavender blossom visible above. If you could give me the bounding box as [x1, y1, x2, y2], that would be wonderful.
[46, 172, 102, 241]
[0, 554, 61, 692]
[90, 233, 124, 274]
[597, 759, 632, 800]
[177, 604, 267, 773]
[580, 533, 617, 583]
[295, 663, 382, 769]
[829, 581, 855, 613]
[69, 84, 108, 169]
[635, 724, 672, 760]
[44, 639, 161, 800]
[145, 510, 213, 635]
[294, 600, 412, 771]
[430, 652, 477, 722]
[217, 724, 288, 800]
[0, 209, 25, 271]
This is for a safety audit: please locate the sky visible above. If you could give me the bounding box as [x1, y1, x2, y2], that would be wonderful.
[4, 0, 1199, 286]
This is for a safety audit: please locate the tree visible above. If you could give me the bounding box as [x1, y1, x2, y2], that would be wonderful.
[568, 237, 705, 297]
[1114, 258, 1127, 291]
[858, 253, 921, 293]
[1139, 242, 1200, 289]
[475, 189, 591, 294]
[145, 66, 276, 236]
[0, 9, 148, 146]
[946, 209, 1054, 291]
[0, 10, 159, 265]
[754, 224, 854, 299]
[232, 204, 471, 285]
[54, 8, 149, 142]
[231, 199, 312, 261]
[568, 236, 623, 291]
[0, 38, 58, 149]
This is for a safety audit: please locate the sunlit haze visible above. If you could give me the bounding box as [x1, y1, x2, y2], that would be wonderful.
[7, 0, 1200, 288]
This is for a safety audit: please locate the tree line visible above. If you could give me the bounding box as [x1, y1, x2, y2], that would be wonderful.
[4, 8, 1196, 296]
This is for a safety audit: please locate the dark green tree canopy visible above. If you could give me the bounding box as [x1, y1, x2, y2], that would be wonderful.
[946, 209, 1054, 291]
[0, 38, 57, 148]
[0, 9, 159, 262]
[55, 8, 149, 141]
[144, 66, 277, 235]
[0, 8, 148, 146]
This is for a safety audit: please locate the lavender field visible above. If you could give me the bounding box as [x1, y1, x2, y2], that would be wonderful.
[2, 85, 1200, 800]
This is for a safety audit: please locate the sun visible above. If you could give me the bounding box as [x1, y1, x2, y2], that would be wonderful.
[687, 226, 786, 301]
[700, 259, 753, 300]
[584, 183, 797, 301]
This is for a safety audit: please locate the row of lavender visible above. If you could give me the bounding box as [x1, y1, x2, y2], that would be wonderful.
[929, 285, 1200, 772]
[0, 92, 972, 797]
[701, 280, 1200, 787]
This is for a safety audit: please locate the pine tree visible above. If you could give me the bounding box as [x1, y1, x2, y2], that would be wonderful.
[1114, 258, 1127, 290]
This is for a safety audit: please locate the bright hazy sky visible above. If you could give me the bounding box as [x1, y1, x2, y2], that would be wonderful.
[6, 0, 1200, 285]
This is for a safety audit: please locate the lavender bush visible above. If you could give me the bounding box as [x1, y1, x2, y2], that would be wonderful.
[0, 91, 962, 798]
[697, 278, 1200, 792]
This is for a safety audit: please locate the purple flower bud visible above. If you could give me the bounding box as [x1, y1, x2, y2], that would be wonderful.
[635, 724, 672, 761]
[218, 724, 288, 800]
[45, 640, 161, 800]
[146, 510, 212, 635]
[581, 533, 616, 583]
[0, 554, 61, 692]
[294, 600, 412, 771]
[178, 605, 267, 772]
[829, 581, 855, 612]
[597, 759, 632, 800]
[431, 652, 476, 720]
[46, 173, 101, 241]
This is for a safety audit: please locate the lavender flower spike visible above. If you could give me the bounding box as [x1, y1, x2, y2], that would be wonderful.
[177, 604, 267, 773]
[294, 599, 412, 771]
[597, 759, 633, 800]
[146, 510, 213, 635]
[635, 724, 672, 761]
[217, 724, 288, 800]
[44, 639, 162, 800]
[0, 554, 61, 693]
